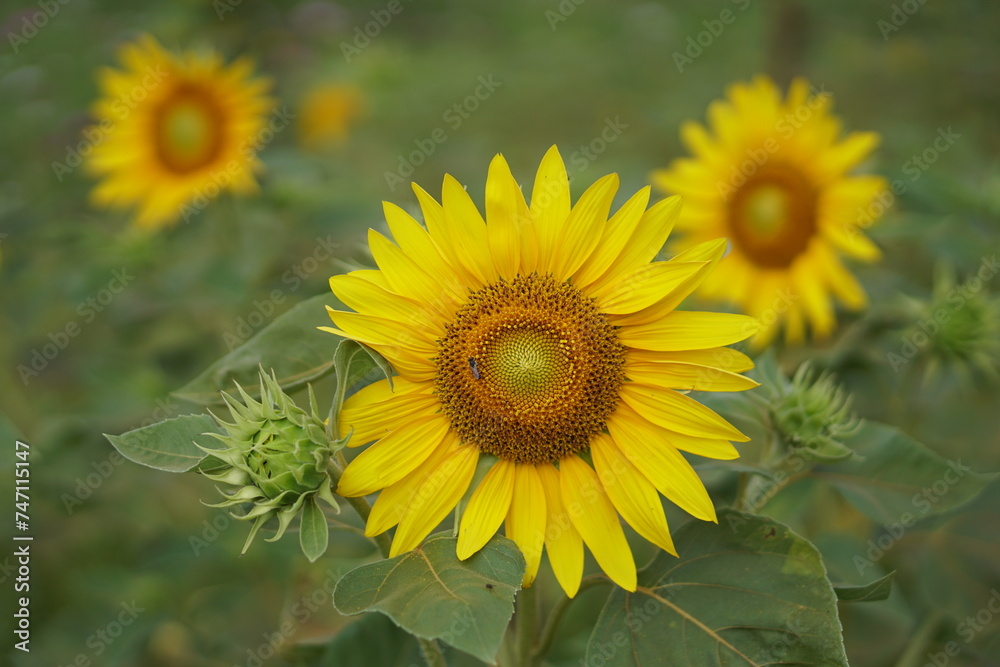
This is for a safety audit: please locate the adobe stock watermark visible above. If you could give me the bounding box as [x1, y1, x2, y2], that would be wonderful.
[545, 0, 586, 31]
[885, 254, 998, 373]
[18, 268, 135, 385]
[853, 458, 974, 575]
[853, 126, 961, 238]
[62, 396, 178, 515]
[55, 600, 145, 667]
[222, 234, 339, 350]
[672, 0, 752, 73]
[922, 589, 1000, 667]
[566, 117, 629, 174]
[179, 106, 296, 223]
[716, 83, 832, 201]
[583, 598, 662, 666]
[339, 0, 412, 62]
[51, 65, 169, 181]
[527, 115, 630, 222]
[6, 0, 73, 54]
[383, 75, 503, 191]
[877, 0, 928, 40]
[235, 567, 345, 667]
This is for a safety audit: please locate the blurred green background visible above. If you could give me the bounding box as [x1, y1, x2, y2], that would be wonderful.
[2, 0, 999, 665]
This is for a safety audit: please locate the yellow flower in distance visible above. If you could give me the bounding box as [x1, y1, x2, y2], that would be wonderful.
[323, 147, 760, 596]
[653, 76, 888, 347]
[84, 35, 273, 230]
[298, 83, 363, 149]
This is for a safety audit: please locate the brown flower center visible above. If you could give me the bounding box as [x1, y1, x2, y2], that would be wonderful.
[153, 82, 226, 174]
[434, 274, 626, 464]
[728, 162, 818, 268]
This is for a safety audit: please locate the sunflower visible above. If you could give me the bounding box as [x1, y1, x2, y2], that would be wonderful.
[297, 83, 363, 150]
[652, 76, 888, 347]
[323, 147, 759, 596]
[84, 34, 273, 230]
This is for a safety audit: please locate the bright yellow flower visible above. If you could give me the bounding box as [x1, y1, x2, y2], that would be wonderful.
[324, 147, 759, 596]
[84, 35, 273, 230]
[297, 83, 363, 149]
[653, 76, 888, 347]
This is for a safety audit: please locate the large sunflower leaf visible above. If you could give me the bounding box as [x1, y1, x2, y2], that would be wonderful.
[173, 293, 346, 405]
[586, 510, 848, 666]
[811, 421, 997, 524]
[104, 414, 222, 472]
[332, 533, 524, 663]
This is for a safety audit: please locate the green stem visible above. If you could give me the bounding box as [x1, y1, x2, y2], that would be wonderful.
[326, 458, 445, 667]
[531, 575, 611, 664]
[417, 637, 448, 667]
[326, 458, 393, 561]
[515, 584, 538, 667]
[893, 610, 944, 667]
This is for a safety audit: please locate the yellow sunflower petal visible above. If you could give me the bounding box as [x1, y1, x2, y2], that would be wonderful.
[595, 261, 709, 315]
[485, 154, 529, 281]
[559, 455, 636, 592]
[627, 347, 755, 373]
[529, 145, 571, 274]
[537, 464, 583, 598]
[367, 432, 464, 536]
[440, 174, 494, 287]
[626, 359, 760, 392]
[336, 415, 450, 497]
[619, 383, 748, 442]
[607, 408, 718, 521]
[591, 434, 676, 554]
[457, 459, 516, 560]
[329, 273, 438, 332]
[589, 195, 682, 293]
[573, 186, 651, 287]
[505, 464, 547, 587]
[618, 311, 760, 351]
[551, 173, 618, 280]
[390, 441, 480, 557]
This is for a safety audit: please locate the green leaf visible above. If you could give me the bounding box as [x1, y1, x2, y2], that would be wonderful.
[798, 438, 856, 464]
[173, 293, 343, 406]
[812, 421, 998, 524]
[333, 533, 525, 663]
[586, 510, 848, 666]
[330, 339, 393, 438]
[833, 571, 895, 602]
[299, 495, 330, 563]
[104, 414, 222, 473]
[914, 480, 1000, 619]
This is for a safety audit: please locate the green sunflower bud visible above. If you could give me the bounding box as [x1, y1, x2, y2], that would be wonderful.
[770, 363, 859, 463]
[199, 369, 338, 556]
[901, 263, 1000, 384]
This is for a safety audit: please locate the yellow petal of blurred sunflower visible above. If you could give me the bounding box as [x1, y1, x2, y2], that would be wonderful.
[652, 75, 888, 347]
[328, 147, 759, 596]
[84, 34, 273, 231]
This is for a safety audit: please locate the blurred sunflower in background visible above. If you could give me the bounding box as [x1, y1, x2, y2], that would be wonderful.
[84, 34, 273, 230]
[297, 83, 363, 150]
[653, 75, 888, 347]
[324, 147, 760, 597]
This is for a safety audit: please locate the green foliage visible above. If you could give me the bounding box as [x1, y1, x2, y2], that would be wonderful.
[333, 534, 525, 663]
[587, 510, 848, 666]
[815, 421, 998, 524]
[174, 293, 345, 406]
[833, 572, 895, 603]
[104, 414, 222, 472]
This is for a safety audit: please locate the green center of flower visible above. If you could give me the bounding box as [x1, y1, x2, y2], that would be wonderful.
[154, 83, 225, 173]
[434, 274, 626, 464]
[728, 162, 818, 268]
